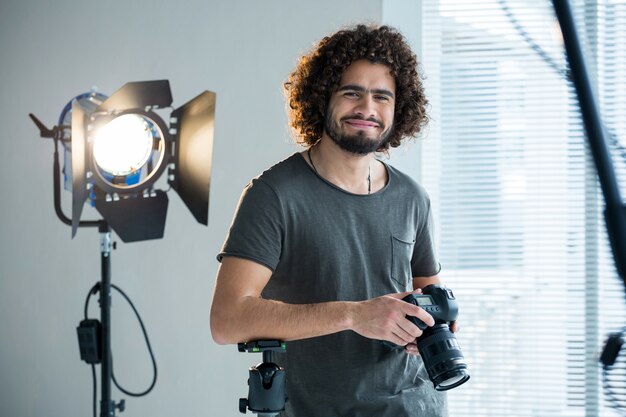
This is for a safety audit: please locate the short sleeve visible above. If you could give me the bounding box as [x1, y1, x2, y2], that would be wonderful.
[217, 178, 284, 272]
[411, 194, 441, 277]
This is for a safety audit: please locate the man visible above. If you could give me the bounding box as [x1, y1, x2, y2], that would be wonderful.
[211, 24, 453, 416]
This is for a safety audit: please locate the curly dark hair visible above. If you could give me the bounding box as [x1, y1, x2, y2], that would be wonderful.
[284, 24, 429, 151]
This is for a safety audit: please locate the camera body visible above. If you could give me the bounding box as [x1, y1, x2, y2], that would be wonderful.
[386, 284, 470, 391]
[402, 285, 459, 330]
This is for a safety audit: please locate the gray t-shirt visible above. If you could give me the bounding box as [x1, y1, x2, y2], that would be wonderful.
[218, 153, 446, 417]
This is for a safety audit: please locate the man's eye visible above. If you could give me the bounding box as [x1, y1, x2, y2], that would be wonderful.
[375, 95, 390, 102]
[344, 92, 359, 98]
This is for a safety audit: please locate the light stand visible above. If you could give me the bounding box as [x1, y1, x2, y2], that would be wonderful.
[98, 222, 122, 417]
[31, 113, 121, 415]
[31, 117, 125, 416]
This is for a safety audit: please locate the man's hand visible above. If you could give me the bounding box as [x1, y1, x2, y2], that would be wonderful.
[349, 290, 435, 346]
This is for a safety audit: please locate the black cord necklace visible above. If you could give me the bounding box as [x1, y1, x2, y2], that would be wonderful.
[307, 147, 371, 194]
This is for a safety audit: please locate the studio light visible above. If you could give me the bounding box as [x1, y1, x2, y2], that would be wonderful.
[31, 79, 216, 242]
[29, 80, 216, 417]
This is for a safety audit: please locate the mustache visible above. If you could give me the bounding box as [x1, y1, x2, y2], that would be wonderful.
[340, 114, 384, 127]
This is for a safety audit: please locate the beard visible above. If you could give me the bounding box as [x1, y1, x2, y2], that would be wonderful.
[323, 112, 393, 155]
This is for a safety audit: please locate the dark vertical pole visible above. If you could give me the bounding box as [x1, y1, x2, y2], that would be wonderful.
[99, 222, 115, 417]
[552, 0, 626, 282]
[552, 0, 621, 205]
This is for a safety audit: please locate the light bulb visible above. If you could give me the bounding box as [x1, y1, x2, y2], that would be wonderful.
[92, 114, 155, 177]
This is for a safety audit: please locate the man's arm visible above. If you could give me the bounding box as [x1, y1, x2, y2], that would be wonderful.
[413, 275, 443, 291]
[209, 256, 435, 346]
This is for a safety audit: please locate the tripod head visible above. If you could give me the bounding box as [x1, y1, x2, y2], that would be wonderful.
[238, 340, 287, 417]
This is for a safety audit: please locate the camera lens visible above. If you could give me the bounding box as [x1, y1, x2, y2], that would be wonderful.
[417, 324, 470, 391]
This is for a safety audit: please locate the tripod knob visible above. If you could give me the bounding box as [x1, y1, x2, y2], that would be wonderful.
[239, 398, 248, 414]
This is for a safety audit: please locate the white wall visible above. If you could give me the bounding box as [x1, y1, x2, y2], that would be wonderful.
[383, 0, 425, 181]
[0, 1, 426, 416]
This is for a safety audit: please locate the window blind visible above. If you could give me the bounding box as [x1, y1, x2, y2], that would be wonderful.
[420, 1, 626, 415]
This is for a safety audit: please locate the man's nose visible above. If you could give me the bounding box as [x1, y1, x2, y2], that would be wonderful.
[353, 94, 376, 117]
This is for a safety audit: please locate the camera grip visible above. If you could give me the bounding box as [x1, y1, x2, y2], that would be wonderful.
[402, 294, 430, 331]
[380, 314, 428, 351]
[406, 315, 429, 331]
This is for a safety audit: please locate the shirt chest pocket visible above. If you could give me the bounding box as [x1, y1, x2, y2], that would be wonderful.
[391, 235, 415, 289]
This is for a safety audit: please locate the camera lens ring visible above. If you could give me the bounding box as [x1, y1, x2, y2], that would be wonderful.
[417, 324, 470, 391]
[433, 366, 470, 391]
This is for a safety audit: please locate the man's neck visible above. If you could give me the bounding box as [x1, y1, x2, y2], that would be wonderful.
[304, 135, 384, 194]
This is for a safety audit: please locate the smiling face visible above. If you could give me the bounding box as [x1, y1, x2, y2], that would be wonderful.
[323, 59, 396, 155]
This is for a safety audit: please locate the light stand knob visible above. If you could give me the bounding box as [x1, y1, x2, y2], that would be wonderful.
[115, 399, 126, 413]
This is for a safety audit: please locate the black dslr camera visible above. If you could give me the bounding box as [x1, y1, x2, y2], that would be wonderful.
[386, 284, 470, 391]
